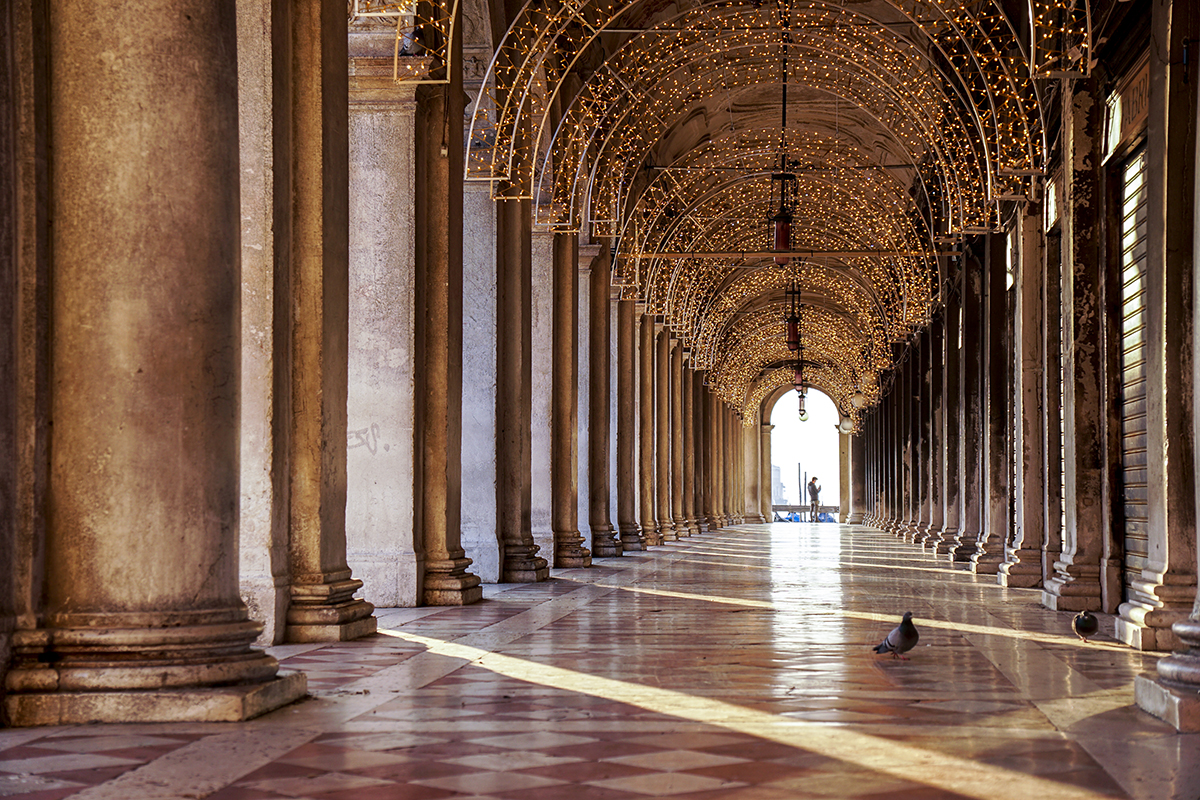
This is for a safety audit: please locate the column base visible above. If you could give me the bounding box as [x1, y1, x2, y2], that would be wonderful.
[1115, 574, 1196, 651]
[286, 576, 377, 643]
[590, 525, 623, 558]
[5, 671, 307, 727]
[1135, 673, 1200, 732]
[744, 513, 767, 524]
[554, 541, 593, 568]
[1041, 560, 1102, 611]
[618, 524, 646, 551]
[930, 526, 956, 555]
[846, 512, 865, 525]
[424, 558, 484, 605]
[503, 544, 550, 582]
[998, 551, 1043, 588]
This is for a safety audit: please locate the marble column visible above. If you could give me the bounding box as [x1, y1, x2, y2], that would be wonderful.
[939, 279, 963, 554]
[548, 233, 591, 567]
[839, 434, 851, 523]
[588, 251, 621, 557]
[345, 58, 422, 608]
[714, 398, 727, 526]
[694, 375, 710, 532]
[638, 315, 660, 544]
[497, 198, 549, 582]
[1119, 4, 1198, 649]
[616, 300, 644, 550]
[705, 389, 721, 529]
[655, 329, 676, 540]
[744, 411, 766, 524]
[1042, 221, 1065, 582]
[849, 429, 867, 524]
[974, 233, 1010, 574]
[1042, 77, 1112, 611]
[916, 332, 933, 541]
[670, 341, 688, 535]
[925, 315, 946, 546]
[956, 252, 986, 562]
[414, 73, 482, 604]
[1137, 0, 1200, 725]
[682, 368, 702, 534]
[735, 415, 747, 522]
[285, 0, 376, 640]
[4, 1, 306, 724]
[901, 353, 916, 538]
[761, 423, 775, 522]
[1002, 204, 1048, 588]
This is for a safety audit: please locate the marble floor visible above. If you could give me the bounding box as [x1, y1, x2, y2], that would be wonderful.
[2, 524, 1199, 800]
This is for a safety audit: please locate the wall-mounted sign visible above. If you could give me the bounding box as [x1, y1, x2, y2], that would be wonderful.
[1106, 52, 1150, 159]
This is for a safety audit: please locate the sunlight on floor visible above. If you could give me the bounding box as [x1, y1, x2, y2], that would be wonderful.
[379, 628, 1116, 800]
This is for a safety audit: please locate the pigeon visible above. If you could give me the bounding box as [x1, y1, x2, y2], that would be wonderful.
[1072, 610, 1099, 643]
[873, 611, 919, 659]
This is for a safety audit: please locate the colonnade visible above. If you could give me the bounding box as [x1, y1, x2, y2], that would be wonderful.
[7, 0, 1200, 736]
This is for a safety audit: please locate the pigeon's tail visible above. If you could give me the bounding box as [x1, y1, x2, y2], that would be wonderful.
[872, 642, 891, 654]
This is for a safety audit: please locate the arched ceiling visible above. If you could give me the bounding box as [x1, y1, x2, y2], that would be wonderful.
[464, 0, 1090, 426]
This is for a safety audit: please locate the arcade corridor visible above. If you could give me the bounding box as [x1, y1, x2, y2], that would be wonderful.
[2, 525, 1195, 800]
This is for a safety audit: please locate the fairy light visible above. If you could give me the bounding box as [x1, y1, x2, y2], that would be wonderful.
[460, 0, 1086, 415]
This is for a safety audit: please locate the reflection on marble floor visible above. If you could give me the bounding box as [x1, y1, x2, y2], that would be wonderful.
[3, 524, 1199, 800]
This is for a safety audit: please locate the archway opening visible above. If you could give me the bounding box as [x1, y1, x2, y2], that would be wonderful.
[768, 389, 840, 512]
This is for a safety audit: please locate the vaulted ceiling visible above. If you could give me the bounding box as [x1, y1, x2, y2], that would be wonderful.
[460, 0, 1089, 424]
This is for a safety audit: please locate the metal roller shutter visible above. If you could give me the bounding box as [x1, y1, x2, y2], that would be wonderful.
[1119, 148, 1149, 593]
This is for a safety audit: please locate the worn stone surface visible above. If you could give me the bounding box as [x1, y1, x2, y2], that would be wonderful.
[346, 62, 421, 607]
[462, 185, 502, 581]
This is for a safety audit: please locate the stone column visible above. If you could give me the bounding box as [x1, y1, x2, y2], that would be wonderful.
[346, 58, 421, 608]
[735, 415, 747, 522]
[638, 314, 660, 544]
[1042, 77, 1111, 611]
[1137, 1, 1200, 726]
[4, 1, 306, 724]
[1042, 219, 1065, 581]
[901, 353, 916, 538]
[1120, 2, 1197, 649]
[924, 315, 946, 546]
[710, 393, 720, 525]
[839, 434, 851, 523]
[655, 329, 675, 540]
[974, 233, 1010, 574]
[548, 233, 591, 567]
[497, 198, 549, 581]
[530, 232, 555, 561]
[682, 368, 701, 534]
[588, 251, 621, 557]
[849, 430, 867, 524]
[694, 375, 710, 532]
[1002, 204, 1048, 588]
[761, 423, 775, 521]
[744, 411, 766, 523]
[704, 388, 720, 529]
[616, 300, 644, 550]
[285, 0, 376, 639]
[670, 341, 688, 535]
[956, 252, 986, 562]
[939, 278, 963, 554]
[916, 332, 933, 541]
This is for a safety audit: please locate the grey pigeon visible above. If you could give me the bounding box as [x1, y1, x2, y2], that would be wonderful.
[873, 611, 919, 659]
[1072, 610, 1099, 643]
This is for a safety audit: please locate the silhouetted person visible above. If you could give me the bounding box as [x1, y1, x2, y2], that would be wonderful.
[808, 477, 821, 521]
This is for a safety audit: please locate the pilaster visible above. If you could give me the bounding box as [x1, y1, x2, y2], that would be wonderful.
[1002, 203, 1048, 588]
[616, 300, 645, 550]
[974, 232, 1010, 575]
[1042, 77, 1111, 612]
[587, 249, 621, 557]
